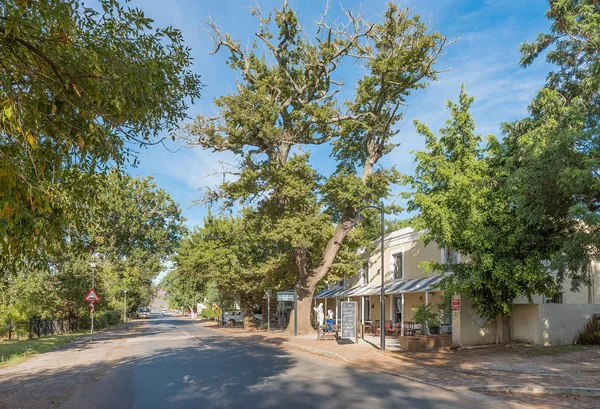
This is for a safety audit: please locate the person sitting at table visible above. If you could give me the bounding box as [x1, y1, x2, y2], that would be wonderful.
[326, 308, 334, 332]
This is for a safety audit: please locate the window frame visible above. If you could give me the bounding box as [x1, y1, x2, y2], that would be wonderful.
[392, 251, 404, 280]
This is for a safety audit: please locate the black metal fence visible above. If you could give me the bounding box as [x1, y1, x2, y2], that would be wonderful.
[2, 318, 81, 340]
[27, 317, 80, 339]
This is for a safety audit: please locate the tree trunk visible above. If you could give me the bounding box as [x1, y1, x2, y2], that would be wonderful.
[282, 126, 381, 337]
[283, 219, 354, 336]
[240, 296, 255, 330]
[500, 313, 512, 344]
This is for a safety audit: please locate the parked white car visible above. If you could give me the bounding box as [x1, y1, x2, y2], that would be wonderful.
[162, 309, 170, 316]
[222, 310, 243, 325]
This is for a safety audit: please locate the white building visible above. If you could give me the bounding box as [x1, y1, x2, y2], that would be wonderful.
[314, 228, 600, 346]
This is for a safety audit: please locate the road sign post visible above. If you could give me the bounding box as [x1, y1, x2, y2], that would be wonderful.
[264, 289, 272, 332]
[84, 288, 101, 336]
[277, 291, 297, 336]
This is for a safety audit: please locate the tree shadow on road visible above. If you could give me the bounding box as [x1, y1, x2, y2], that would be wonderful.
[0, 319, 480, 409]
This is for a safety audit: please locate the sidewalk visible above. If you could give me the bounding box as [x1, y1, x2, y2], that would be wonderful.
[203, 322, 600, 409]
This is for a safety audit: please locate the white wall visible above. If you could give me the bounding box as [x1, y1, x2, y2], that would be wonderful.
[538, 304, 600, 345]
[511, 304, 540, 344]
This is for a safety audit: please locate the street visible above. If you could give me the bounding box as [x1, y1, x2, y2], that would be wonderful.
[1, 317, 502, 409]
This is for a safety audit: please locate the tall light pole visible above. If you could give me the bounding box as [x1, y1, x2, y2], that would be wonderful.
[355, 201, 386, 351]
[89, 260, 96, 336]
[122, 289, 128, 322]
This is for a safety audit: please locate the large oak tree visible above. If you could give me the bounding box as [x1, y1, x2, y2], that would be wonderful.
[184, 2, 447, 334]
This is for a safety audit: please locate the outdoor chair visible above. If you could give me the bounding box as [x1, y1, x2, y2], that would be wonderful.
[384, 320, 396, 336]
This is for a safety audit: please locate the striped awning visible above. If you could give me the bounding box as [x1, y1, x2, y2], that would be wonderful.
[342, 282, 381, 297]
[385, 275, 443, 294]
[314, 276, 444, 299]
[313, 286, 346, 298]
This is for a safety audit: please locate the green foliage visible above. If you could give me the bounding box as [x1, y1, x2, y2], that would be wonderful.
[409, 88, 556, 321]
[183, 3, 447, 332]
[0, 173, 183, 324]
[412, 303, 440, 329]
[0, 0, 201, 271]
[200, 308, 220, 321]
[502, 0, 600, 289]
[166, 212, 287, 323]
[574, 317, 600, 345]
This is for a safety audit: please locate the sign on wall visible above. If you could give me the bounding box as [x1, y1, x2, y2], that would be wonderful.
[452, 296, 461, 311]
[341, 301, 358, 340]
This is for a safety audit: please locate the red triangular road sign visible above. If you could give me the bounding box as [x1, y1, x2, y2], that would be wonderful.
[84, 288, 101, 302]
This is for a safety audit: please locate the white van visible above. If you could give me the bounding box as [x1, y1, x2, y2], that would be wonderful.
[222, 310, 243, 325]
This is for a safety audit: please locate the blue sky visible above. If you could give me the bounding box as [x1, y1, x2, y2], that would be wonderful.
[123, 0, 553, 231]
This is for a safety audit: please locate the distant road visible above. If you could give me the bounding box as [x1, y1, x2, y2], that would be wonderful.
[0, 317, 495, 409]
[151, 288, 167, 311]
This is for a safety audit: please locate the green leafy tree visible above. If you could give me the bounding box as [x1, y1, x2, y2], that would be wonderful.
[501, 0, 600, 289]
[184, 2, 448, 334]
[169, 212, 291, 328]
[0, 0, 201, 271]
[0, 172, 184, 324]
[409, 88, 556, 340]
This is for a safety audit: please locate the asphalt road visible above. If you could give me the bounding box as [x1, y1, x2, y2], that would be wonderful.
[1, 317, 498, 409]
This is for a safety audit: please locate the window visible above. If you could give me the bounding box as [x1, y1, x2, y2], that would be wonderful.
[363, 296, 371, 320]
[394, 296, 403, 323]
[393, 253, 403, 279]
[444, 248, 458, 264]
[362, 262, 369, 284]
[547, 292, 563, 304]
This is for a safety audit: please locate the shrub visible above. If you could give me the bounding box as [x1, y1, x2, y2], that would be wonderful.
[201, 308, 220, 321]
[79, 310, 121, 330]
[574, 316, 600, 345]
[412, 303, 441, 330]
[105, 310, 121, 326]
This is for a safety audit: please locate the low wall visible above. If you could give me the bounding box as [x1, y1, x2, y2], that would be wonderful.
[511, 304, 540, 344]
[455, 297, 497, 346]
[538, 304, 600, 345]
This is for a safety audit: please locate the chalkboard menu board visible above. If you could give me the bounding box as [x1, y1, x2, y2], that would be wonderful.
[341, 301, 357, 340]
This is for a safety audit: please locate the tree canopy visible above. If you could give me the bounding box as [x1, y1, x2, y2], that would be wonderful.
[183, 1, 448, 334]
[409, 87, 556, 327]
[501, 0, 600, 289]
[0, 0, 201, 271]
[1, 172, 184, 328]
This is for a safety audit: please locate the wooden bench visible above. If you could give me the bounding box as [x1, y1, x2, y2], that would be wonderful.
[317, 324, 339, 340]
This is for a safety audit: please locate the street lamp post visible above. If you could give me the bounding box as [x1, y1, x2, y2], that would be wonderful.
[122, 289, 128, 322]
[265, 289, 272, 332]
[89, 260, 96, 336]
[355, 201, 386, 352]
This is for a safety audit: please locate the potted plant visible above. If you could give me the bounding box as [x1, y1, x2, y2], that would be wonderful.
[412, 303, 440, 335]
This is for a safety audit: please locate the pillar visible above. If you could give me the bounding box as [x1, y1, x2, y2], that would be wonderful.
[400, 293, 405, 336]
[425, 291, 429, 334]
[451, 295, 461, 347]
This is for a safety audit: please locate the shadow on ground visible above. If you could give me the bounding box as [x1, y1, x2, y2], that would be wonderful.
[0, 318, 481, 409]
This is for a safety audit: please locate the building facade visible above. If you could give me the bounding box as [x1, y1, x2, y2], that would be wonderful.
[314, 228, 600, 346]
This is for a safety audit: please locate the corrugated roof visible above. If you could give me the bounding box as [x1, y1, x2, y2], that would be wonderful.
[385, 275, 443, 294]
[314, 276, 444, 299]
[342, 282, 381, 297]
[313, 286, 346, 298]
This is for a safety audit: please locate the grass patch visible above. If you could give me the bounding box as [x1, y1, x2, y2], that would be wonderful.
[0, 331, 88, 367]
[515, 344, 591, 357]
